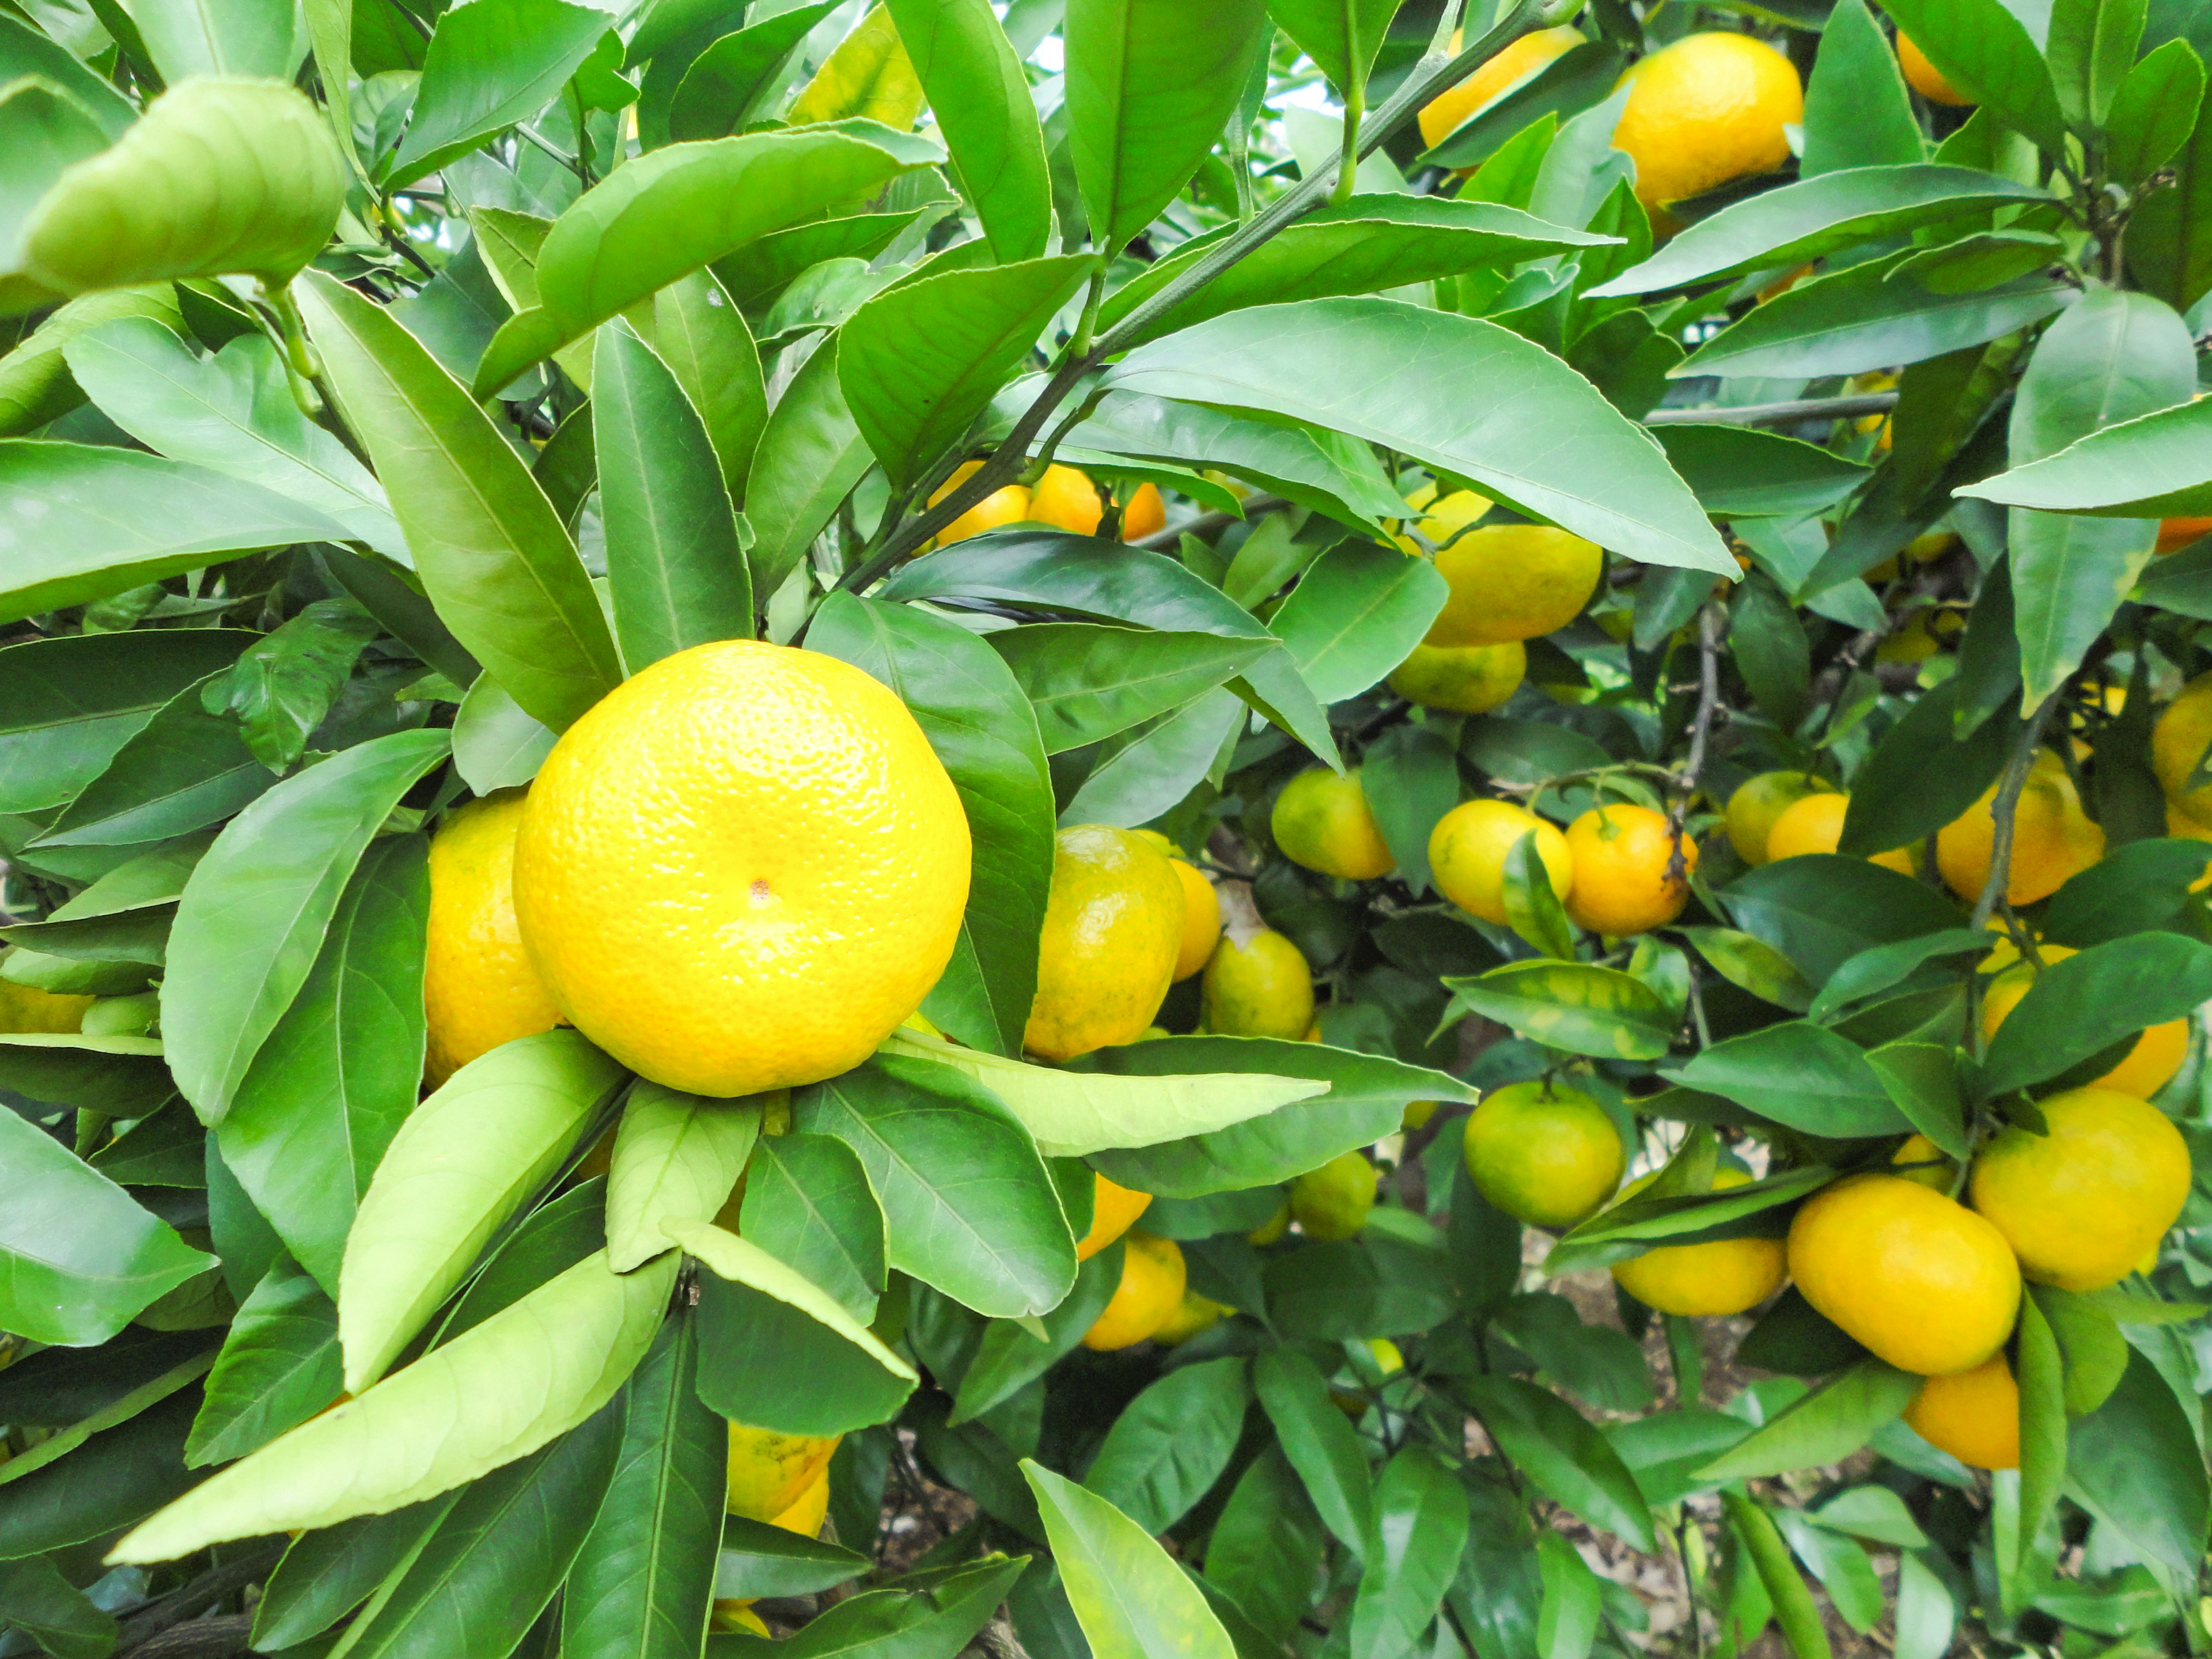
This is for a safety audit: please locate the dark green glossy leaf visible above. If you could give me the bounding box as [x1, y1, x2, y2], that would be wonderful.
[1361, 722, 1457, 898]
[949, 1247, 1122, 1426]
[1668, 1023, 1910, 1137]
[1724, 857, 1964, 983]
[0, 1555, 116, 1659]
[2069, 1346, 2209, 1571]
[1268, 538, 1448, 706]
[662, 5, 840, 143]
[1982, 934, 2212, 1095]
[1863, 1043, 1970, 1161]
[740, 1131, 885, 1323]
[1457, 1374, 1654, 1551]
[251, 1498, 461, 1651]
[389, 0, 614, 186]
[185, 1255, 342, 1465]
[32, 672, 265, 851]
[1696, 1360, 1920, 1481]
[1839, 680, 2016, 859]
[0, 1387, 200, 1558]
[1679, 927, 1814, 1013]
[1349, 1446, 1467, 1659]
[1253, 1347, 1373, 1554]
[743, 336, 868, 601]
[1084, 1355, 1249, 1533]
[2041, 838, 2212, 945]
[650, 267, 766, 501]
[1655, 425, 1869, 519]
[988, 623, 1271, 755]
[1204, 1446, 1327, 1645]
[714, 1515, 867, 1600]
[1965, 385, 2212, 517]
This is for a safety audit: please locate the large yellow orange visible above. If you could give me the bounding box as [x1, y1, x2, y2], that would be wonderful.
[1787, 1175, 2020, 1374]
[1970, 1087, 2192, 1291]
[514, 642, 970, 1096]
[1609, 1170, 1787, 1317]
[1429, 798, 1572, 926]
[1613, 33, 1803, 209]
[423, 790, 560, 1087]
[1723, 771, 1832, 865]
[1272, 768, 1395, 880]
[1936, 751, 2103, 906]
[1076, 1173, 1152, 1261]
[1418, 26, 1587, 147]
[1426, 527, 1603, 646]
[1563, 804, 1694, 936]
[1289, 1150, 1376, 1240]
[1024, 825, 1183, 1061]
[1904, 1357, 2017, 1469]
[1979, 947, 2187, 1100]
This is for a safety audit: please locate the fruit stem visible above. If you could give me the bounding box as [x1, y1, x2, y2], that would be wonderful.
[1332, 86, 1363, 208]
[1968, 695, 2058, 938]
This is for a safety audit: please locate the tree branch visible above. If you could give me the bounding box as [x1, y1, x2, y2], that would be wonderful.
[1969, 696, 2059, 935]
[1667, 604, 1724, 886]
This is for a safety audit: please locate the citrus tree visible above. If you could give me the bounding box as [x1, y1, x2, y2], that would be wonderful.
[3, 0, 2212, 1657]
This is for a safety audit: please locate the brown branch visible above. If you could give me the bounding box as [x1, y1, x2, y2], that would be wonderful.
[1667, 604, 1724, 887]
[116, 1615, 255, 1659]
[113, 1546, 281, 1654]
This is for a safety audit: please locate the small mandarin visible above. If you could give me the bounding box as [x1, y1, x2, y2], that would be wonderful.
[1429, 798, 1573, 926]
[1169, 858, 1222, 982]
[1417, 26, 1586, 147]
[1563, 804, 1694, 936]
[1075, 1173, 1153, 1262]
[1609, 1169, 1787, 1316]
[1723, 771, 1834, 865]
[1029, 463, 1104, 536]
[1081, 1232, 1186, 1350]
[1895, 32, 1973, 105]
[1904, 1357, 2019, 1469]
[1612, 33, 1803, 209]
[1272, 768, 1395, 881]
[930, 460, 1031, 547]
[1979, 946, 2188, 1100]
[1024, 825, 1184, 1062]
[1201, 929, 1315, 1039]
[1465, 1080, 1623, 1229]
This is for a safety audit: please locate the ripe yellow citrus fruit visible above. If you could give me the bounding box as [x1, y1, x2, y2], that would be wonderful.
[1980, 947, 2187, 1100]
[423, 790, 561, 1087]
[1762, 791, 1919, 875]
[1082, 1231, 1186, 1350]
[1077, 1172, 1152, 1261]
[1935, 750, 2103, 906]
[1025, 825, 1184, 1062]
[1895, 32, 1972, 106]
[1387, 639, 1525, 713]
[1169, 858, 1220, 981]
[1029, 463, 1104, 536]
[771, 1471, 830, 1536]
[1875, 609, 1962, 665]
[1905, 1355, 2018, 1469]
[1393, 484, 1491, 554]
[930, 460, 1031, 547]
[1426, 526, 1603, 647]
[727, 1427, 840, 1521]
[1465, 1080, 1624, 1228]
[1970, 1086, 2191, 1291]
[1152, 1289, 1230, 1346]
[1563, 804, 1695, 936]
[2153, 672, 2212, 820]
[1272, 768, 1395, 880]
[1290, 1149, 1376, 1240]
[1609, 1169, 1787, 1316]
[514, 642, 970, 1096]
[1787, 1175, 2020, 1374]
[1429, 798, 1573, 926]
[1200, 928, 1315, 1039]
[2157, 516, 2212, 554]
[1723, 771, 1833, 865]
[0, 969, 92, 1035]
[1418, 25, 1586, 147]
[1889, 1132, 1955, 1192]
[1121, 483, 1167, 541]
[1612, 33, 1804, 209]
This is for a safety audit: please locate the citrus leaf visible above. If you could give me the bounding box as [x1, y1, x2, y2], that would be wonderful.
[877, 1027, 1326, 1158]
[1253, 1348, 1373, 1554]
[338, 1029, 626, 1393]
[388, 0, 615, 187]
[1666, 1022, 1910, 1138]
[1456, 1375, 1656, 1551]
[184, 1257, 342, 1467]
[160, 726, 450, 1124]
[0, 283, 182, 438]
[1082, 1355, 1251, 1533]
[1979, 934, 2212, 1097]
[1679, 926, 1815, 1012]
[650, 267, 766, 501]
[787, 3, 922, 127]
[1349, 1445, 1469, 1659]
[450, 673, 555, 795]
[884, 0, 1051, 262]
[987, 624, 1272, 755]
[297, 270, 623, 734]
[1024, 1460, 1239, 1659]
[1963, 388, 2212, 518]
[109, 1249, 674, 1564]
[1695, 1360, 1920, 1481]
[605, 1084, 761, 1272]
[740, 1132, 886, 1323]
[1441, 962, 1675, 1061]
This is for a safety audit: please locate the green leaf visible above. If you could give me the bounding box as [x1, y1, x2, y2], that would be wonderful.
[1868, 0, 2067, 154]
[1724, 856, 1965, 983]
[1105, 298, 1732, 575]
[662, 5, 842, 144]
[2011, 1291, 2066, 1597]
[298, 270, 623, 734]
[1862, 1042, 1971, 1161]
[200, 597, 383, 773]
[1804, 1486, 1929, 1549]
[1697, 1360, 1920, 1481]
[1981, 935, 2212, 1094]
[1501, 831, 1577, 962]
[1770, 1509, 1881, 1634]
[470, 124, 943, 395]
[1350, 1446, 1469, 1659]
[2108, 39, 2209, 189]
[111, 1249, 672, 1563]
[987, 623, 1270, 755]
[1668, 1023, 1910, 1138]
[2006, 288, 2195, 704]
[0, 13, 137, 138]
[0, 1033, 173, 1115]
[1083, 1355, 1249, 1534]
[1361, 723, 1458, 898]
[1266, 0, 1396, 104]
[64, 316, 404, 558]
[593, 320, 753, 672]
[1676, 253, 2077, 380]
[605, 1084, 759, 1274]
[1084, 1036, 1468, 1196]
[1251, 1347, 1373, 1552]
[185, 1256, 342, 1466]
[808, 594, 1054, 1058]
[0, 630, 253, 816]
[389, 0, 615, 187]
[0, 1109, 212, 1345]
[1457, 1375, 1655, 1551]
[1267, 539, 1449, 707]
[681, 1221, 919, 1432]
[1063, 0, 1270, 252]
[2047, 0, 2146, 131]
[742, 1132, 887, 1324]
[1838, 679, 2016, 859]
[1804, 934, 1988, 1025]
[124, 0, 304, 80]
[30, 671, 267, 851]
[562, 1310, 725, 1659]
[0, 281, 168, 438]
[1095, 196, 1614, 349]
[948, 1247, 1121, 1425]
[1460, 715, 1612, 785]
[0, 1556, 116, 1659]
[160, 727, 449, 1123]
[1964, 384, 2212, 517]
[0, 440, 346, 625]
[1440, 962, 1675, 1061]
[1893, 1554, 1956, 1659]
[2127, 73, 2212, 309]
[743, 340, 869, 603]
[0, 1388, 200, 1558]
[12, 81, 342, 301]
[794, 1055, 1075, 1317]
[451, 673, 556, 795]
[714, 1514, 868, 1600]
[650, 267, 767, 501]
[1267, 1234, 1457, 1341]
[2042, 837, 2212, 945]
[753, 1556, 1029, 1659]
[1679, 927, 1815, 1013]
[337, 1029, 623, 1391]
[317, 1399, 624, 1659]
[1800, 0, 1923, 175]
[840, 255, 1093, 491]
[1653, 426, 1869, 520]
[217, 834, 428, 1294]
[1204, 1446, 1327, 1645]
[786, 4, 923, 127]
[1729, 574, 1810, 730]
[1722, 1494, 1833, 1659]
[1589, 166, 2048, 299]
[884, 0, 1051, 262]
[2068, 1346, 2210, 1572]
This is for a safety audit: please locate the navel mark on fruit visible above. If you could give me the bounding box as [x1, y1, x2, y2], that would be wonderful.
[751, 879, 771, 901]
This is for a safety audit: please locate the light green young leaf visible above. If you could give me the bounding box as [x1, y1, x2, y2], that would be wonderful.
[786, 3, 925, 127]
[1266, 0, 1399, 109]
[389, 0, 615, 187]
[605, 1085, 762, 1272]
[1023, 1460, 1238, 1659]
[338, 1030, 626, 1392]
[876, 1027, 1325, 1157]
[0, 283, 180, 437]
[110, 1248, 675, 1564]
[118, 0, 306, 81]
[885, 0, 1052, 260]
[673, 1222, 916, 1384]
[450, 673, 556, 795]
[297, 270, 623, 733]
[1963, 389, 2212, 517]
[1441, 962, 1675, 1060]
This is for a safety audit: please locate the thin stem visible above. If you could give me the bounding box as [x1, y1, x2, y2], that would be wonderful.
[1969, 696, 2059, 937]
[1332, 85, 1364, 208]
[1645, 391, 1899, 427]
[1669, 604, 1724, 866]
[1066, 264, 1108, 361]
